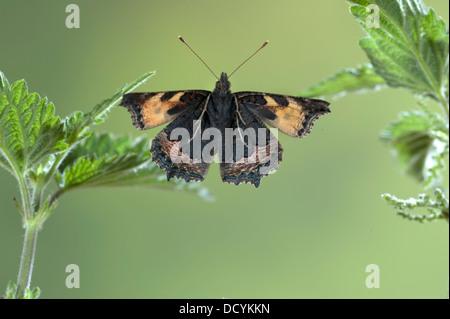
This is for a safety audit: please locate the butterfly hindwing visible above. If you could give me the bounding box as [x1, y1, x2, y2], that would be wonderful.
[235, 92, 330, 137]
[219, 100, 283, 187]
[150, 100, 212, 182]
[120, 90, 210, 130]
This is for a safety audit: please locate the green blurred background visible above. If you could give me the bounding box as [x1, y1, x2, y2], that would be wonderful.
[0, 0, 448, 298]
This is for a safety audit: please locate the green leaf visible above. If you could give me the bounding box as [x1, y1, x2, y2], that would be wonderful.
[381, 110, 448, 186]
[90, 70, 155, 123]
[55, 132, 214, 200]
[33, 197, 58, 225]
[56, 133, 149, 189]
[0, 71, 67, 174]
[64, 71, 155, 144]
[348, 0, 449, 104]
[3, 280, 17, 299]
[300, 64, 386, 98]
[23, 288, 31, 299]
[30, 286, 41, 299]
[64, 110, 89, 143]
[382, 188, 449, 222]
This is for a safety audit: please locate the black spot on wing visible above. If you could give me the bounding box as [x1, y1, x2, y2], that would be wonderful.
[167, 104, 185, 116]
[238, 94, 267, 107]
[267, 94, 289, 106]
[120, 93, 157, 106]
[160, 91, 177, 101]
[180, 92, 194, 102]
[252, 107, 277, 121]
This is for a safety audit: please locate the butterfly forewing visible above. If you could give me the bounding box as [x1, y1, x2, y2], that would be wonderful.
[120, 90, 210, 130]
[235, 92, 330, 137]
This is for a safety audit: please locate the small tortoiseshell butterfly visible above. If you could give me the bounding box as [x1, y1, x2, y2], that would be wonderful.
[120, 36, 330, 187]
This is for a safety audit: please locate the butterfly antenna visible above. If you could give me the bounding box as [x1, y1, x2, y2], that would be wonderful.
[178, 35, 219, 80]
[228, 40, 269, 78]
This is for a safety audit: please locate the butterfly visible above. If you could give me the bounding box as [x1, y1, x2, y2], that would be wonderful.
[120, 37, 330, 187]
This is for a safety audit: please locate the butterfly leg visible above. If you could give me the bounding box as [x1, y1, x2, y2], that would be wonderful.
[188, 94, 211, 143]
[233, 95, 250, 148]
[234, 95, 247, 125]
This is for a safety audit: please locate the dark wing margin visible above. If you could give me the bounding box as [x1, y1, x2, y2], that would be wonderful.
[120, 90, 210, 130]
[235, 92, 330, 137]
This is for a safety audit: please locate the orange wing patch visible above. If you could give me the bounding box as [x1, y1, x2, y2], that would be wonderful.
[120, 91, 209, 130]
[140, 92, 183, 129]
[236, 93, 330, 138]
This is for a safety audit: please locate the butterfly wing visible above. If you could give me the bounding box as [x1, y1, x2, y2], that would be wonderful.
[234, 92, 330, 137]
[219, 98, 283, 187]
[120, 90, 210, 130]
[151, 110, 213, 182]
[121, 90, 212, 182]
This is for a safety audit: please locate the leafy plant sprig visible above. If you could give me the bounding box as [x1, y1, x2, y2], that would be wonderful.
[302, 0, 449, 223]
[382, 188, 448, 222]
[0, 71, 212, 299]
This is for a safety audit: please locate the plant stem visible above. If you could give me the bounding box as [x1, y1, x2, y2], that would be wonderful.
[16, 171, 32, 221]
[14, 168, 40, 298]
[437, 89, 449, 123]
[15, 222, 39, 299]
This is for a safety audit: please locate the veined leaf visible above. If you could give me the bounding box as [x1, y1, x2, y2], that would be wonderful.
[55, 132, 213, 200]
[300, 64, 386, 98]
[64, 110, 88, 143]
[64, 71, 155, 144]
[382, 188, 449, 222]
[0, 71, 67, 174]
[381, 110, 448, 186]
[56, 133, 150, 189]
[349, 0, 449, 103]
[89, 70, 155, 124]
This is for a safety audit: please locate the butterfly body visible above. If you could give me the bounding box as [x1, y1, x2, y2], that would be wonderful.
[207, 72, 234, 128]
[120, 72, 330, 187]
